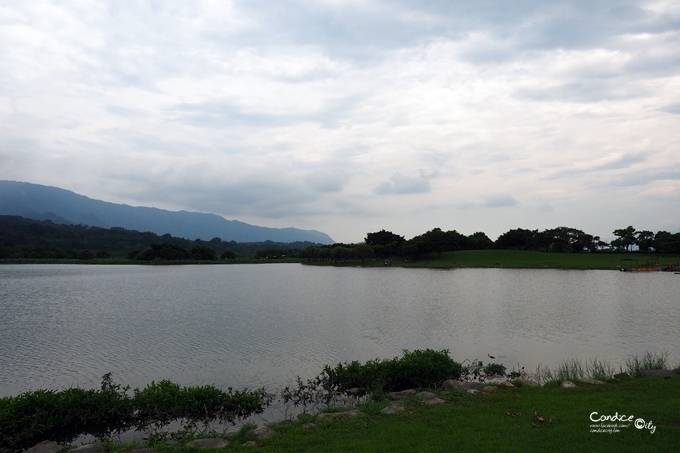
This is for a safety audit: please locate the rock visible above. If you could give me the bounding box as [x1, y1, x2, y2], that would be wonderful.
[185, 439, 230, 449]
[381, 404, 404, 415]
[387, 389, 417, 400]
[297, 412, 311, 420]
[463, 382, 486, 390]
[499, 381, 515, 388]
[23, 441, 61, 453]
[467, 389, 478, 395]
[243, 441, 258, 447]
[481, 386, 497, 393]
[317, 410, 361, 422]
[440, 379, 466, 391]
[302, 423, 316, 430]
[415, 391, 445, 405]
[71, 444, 104, 453]
[560, 381, 577, 388]
[278, 419, 294, 425]
[579, 378, 606, 385]
[414, 391, 438, 401]
[511, 378, 540, 387]
[247, 425, 277, 440]
[641, 369, 676, 378]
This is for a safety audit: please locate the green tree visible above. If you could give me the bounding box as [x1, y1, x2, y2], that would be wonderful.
[467, 231, 493, 250]
[635, 230, 654, 252]
[612, 226, 636, 251]
[220, 250, 236, 260]
[365, 230, 405, 257]
[352, 244, 374, 265]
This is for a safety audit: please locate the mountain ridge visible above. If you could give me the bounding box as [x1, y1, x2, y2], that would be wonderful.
[0, 180, 334, 244]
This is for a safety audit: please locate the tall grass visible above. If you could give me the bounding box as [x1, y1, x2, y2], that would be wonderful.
[625, 349, 670, 377]
[532, 351, 672, 385]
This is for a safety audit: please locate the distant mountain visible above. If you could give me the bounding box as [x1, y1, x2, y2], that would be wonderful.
[0, 181, 334, 244]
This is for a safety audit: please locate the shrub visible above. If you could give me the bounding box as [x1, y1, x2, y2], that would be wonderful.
[281, 349, 462, 408]
[0, 374, 269, 453]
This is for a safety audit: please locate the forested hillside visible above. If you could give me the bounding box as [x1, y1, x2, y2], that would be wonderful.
[0, 216, 315, 261]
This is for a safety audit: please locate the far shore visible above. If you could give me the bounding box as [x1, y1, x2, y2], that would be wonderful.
[2, 250, 680, 270]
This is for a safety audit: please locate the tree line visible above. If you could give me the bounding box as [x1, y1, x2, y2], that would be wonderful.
[302, 225, 680, 262]
[0, 216, 314, 261]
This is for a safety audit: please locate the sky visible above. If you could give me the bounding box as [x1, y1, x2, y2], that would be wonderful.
[1, 1, 679, 243]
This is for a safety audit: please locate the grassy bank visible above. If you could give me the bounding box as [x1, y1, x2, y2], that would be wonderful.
[314, 250, 680, 270]
[118, 376, 680, 453]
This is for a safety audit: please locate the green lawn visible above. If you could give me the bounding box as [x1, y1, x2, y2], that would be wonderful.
[144, 377, 680, 453]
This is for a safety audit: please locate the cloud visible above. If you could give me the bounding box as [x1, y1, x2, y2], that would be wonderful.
[375, 171, 436, 195]
[548, 153, 648, 179]
[1, 1, 680, 242]
[482, 194, 519, 208]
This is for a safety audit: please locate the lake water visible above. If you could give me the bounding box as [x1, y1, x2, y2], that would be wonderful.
[1, 263, 679, 398]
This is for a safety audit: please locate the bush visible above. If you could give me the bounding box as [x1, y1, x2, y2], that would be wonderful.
[0, 374, 269, 453]
[281, 349, 462, 408]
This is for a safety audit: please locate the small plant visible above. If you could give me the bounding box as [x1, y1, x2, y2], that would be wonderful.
[625, 350, 670, 377]
[585, 358, 616, 381]
[483, 363, 506, 377]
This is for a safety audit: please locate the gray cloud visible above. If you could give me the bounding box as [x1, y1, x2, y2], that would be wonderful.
[606, 167, 680, 187]
[375, 171, 436, 195]
[483, 194, 519, 208]
[548, 153, 648, 180]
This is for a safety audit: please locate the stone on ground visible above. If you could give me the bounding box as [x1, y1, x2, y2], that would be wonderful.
[71, 444, 104, 453]
[560, 381, 577, 388]
[440, 379, 466, 391]
[579, 377, 606, 385]
[22, 441, 61, 453]
[247, 425, 277, 439]
[185, 438, 230, 449]
[381, 403, 404, 414]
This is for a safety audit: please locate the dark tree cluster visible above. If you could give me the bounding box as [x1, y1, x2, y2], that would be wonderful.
[0, 216, 319, 260]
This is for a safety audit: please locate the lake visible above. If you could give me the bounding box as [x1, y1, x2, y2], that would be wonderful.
[1, 263, 679, 398]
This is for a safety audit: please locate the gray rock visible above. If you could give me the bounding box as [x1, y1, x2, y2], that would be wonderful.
[387, 389, 417, 400]
[415, 391, 438, 401]
[467, 389, 479, 395]
[317, 410, 361, 422]
[71, 444, 104, 453]
[243, 441, 258, 447]
[511, 378, 540, 387]
[579, 377, 606, 385]
[463, 382, 486, 390]
[247, 425, 276, 440]
[302, 423, 316, 430]
[499, 381, 515, 388]
[641, 369, 676, 378]
[481, 386, 497, 393]
[23, 441, 61, 453]
[440, 379, 466, 391]
[185, 438, 230, 449]
[278, 419, 294, 425]
[560, 381, 577, 388]
[381, 404, 404, 415]
[414, 391, 445, 405]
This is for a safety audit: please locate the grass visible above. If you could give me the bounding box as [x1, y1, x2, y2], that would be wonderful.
[106, 376, 680, 453]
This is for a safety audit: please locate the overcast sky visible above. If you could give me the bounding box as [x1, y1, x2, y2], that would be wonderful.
[1, 1, 679, 242]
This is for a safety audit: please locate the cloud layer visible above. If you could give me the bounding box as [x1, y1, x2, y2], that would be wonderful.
[1, 1, 679, 241]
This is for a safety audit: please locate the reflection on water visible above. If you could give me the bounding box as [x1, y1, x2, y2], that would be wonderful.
[1, 263, 679, 397]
